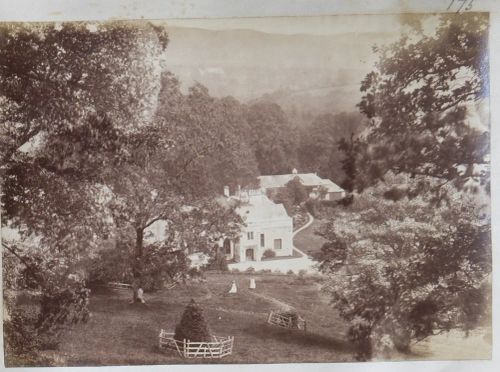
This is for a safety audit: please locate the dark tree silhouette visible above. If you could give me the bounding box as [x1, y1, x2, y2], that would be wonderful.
[174, 299, 211, 342]
[355, 13, 489, 200]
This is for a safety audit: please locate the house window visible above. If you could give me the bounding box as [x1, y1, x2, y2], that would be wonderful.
[274, 238, 282, 250]
[247, 232, 254, 240]
[260, 233, 265, 247]
[223, 239, 231, 255]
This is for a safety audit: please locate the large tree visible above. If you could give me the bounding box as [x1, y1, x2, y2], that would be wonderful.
[245, 102, 298, 175]
[297, 111, 367, 184]
[268, 176, 308, 216]
[104, 77, 258, 301]
[0, 22, 167, 168]
[1, 22, 168, 365]
[1, 22, 168, 241]
[354, 13, 489, 199]
[316, 174, 491, 360]
[317, 13, 492, 360]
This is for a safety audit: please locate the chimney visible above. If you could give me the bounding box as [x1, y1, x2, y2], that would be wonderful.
[292, 168, 298, 175]
[223, 186, 230, 197]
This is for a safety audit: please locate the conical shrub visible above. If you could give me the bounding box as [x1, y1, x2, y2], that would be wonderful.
[174, 299, 211, 342]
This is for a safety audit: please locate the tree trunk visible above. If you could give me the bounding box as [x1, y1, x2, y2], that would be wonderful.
[132, 227, 144, 303]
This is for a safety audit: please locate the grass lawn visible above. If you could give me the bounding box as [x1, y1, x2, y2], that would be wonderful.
[293, 218, 328, 256]
[52, 273, 354, 366]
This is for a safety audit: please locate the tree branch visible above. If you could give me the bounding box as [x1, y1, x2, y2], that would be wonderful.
[142, 215, 167, 230]
[2, 241, 41, 282]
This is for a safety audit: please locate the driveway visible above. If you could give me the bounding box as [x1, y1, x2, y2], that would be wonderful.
[293, 214, 328, 257]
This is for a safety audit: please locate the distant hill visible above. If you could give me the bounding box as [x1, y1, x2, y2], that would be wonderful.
[163, 25, 397, 123]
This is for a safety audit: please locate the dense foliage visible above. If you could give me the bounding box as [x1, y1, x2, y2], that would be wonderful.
[354, 13, 489, 199]
[298, 112, 367, 184]
[316, 174, 491, 359]
[262, 249, 277, 259]
[1, 21, 252, 363]
[316, 13, 491, 360]
[3, 241, 91, 365]
[103, 75, 255, 300]
[174, 299, 211, 342]
[1, 22, 168, 365]
[268, 177, 309, 216]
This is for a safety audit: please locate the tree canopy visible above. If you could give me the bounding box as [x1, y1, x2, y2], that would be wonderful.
[354, 13, 489, 199]
[1, 22, 169, 365]
[316, 13, 492, 359]
[245, 102, 298, 175]
[316, 173, 491, 359]
[0, 21, 255, 362]
[298, 112, 367, 184]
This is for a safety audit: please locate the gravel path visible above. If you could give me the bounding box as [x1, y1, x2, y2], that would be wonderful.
[293, 212, 315, 238]
[249, 291, 294, 311]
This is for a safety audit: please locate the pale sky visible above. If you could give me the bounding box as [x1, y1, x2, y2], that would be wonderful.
[161, 14, 406, 36]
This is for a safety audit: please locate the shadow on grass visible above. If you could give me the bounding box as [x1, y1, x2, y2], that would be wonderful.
[244, 323, 354, 353]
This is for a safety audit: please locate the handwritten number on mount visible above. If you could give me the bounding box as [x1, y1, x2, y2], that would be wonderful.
[447, 0, 474, 12]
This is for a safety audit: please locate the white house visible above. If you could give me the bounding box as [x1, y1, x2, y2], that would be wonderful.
[258, 168, 345, 201]
[219, 188, 293, 262]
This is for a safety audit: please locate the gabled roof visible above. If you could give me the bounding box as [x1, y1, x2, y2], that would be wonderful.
[258, 174, 299, 189]
[217, 193, 291, 222]
[235, 194, 291, 222]
[258, 173, 344, 193]
[316, 178, 345, 193]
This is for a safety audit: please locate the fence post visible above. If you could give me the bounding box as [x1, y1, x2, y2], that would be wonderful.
[208, 342, 214, 358]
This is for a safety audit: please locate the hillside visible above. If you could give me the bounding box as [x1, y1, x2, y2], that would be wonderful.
[163, 26, 395, 115]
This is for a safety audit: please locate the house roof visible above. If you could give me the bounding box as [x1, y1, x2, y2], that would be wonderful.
[316, 178, 345, 193]
[258, 174, 298, 189]
[235, 194, 291, 222]
[258, 173, 344, 193]
[217, 193, 291, 222]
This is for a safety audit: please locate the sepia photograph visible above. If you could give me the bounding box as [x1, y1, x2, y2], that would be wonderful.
[0, 8, 492, 368]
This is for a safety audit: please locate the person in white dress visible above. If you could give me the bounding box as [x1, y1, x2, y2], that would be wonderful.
[228, 280, 237, 293]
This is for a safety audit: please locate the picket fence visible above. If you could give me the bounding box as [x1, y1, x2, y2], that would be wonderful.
[267, 310, 307, 331]
[158, 330, 234, 358]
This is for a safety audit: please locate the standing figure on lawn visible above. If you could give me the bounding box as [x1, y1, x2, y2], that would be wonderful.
[130, 282, 146, 304]
[228, 280, 237, 294]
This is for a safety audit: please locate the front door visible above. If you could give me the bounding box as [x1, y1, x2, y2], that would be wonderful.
[245, 248, 254, 261]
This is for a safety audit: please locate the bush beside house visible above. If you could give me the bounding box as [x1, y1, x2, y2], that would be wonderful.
[262, 249, 276, 259]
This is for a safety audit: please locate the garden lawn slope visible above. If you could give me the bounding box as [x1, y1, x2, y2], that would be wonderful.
[54, 273, 354, 365]
[50, 272, 490, 366]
